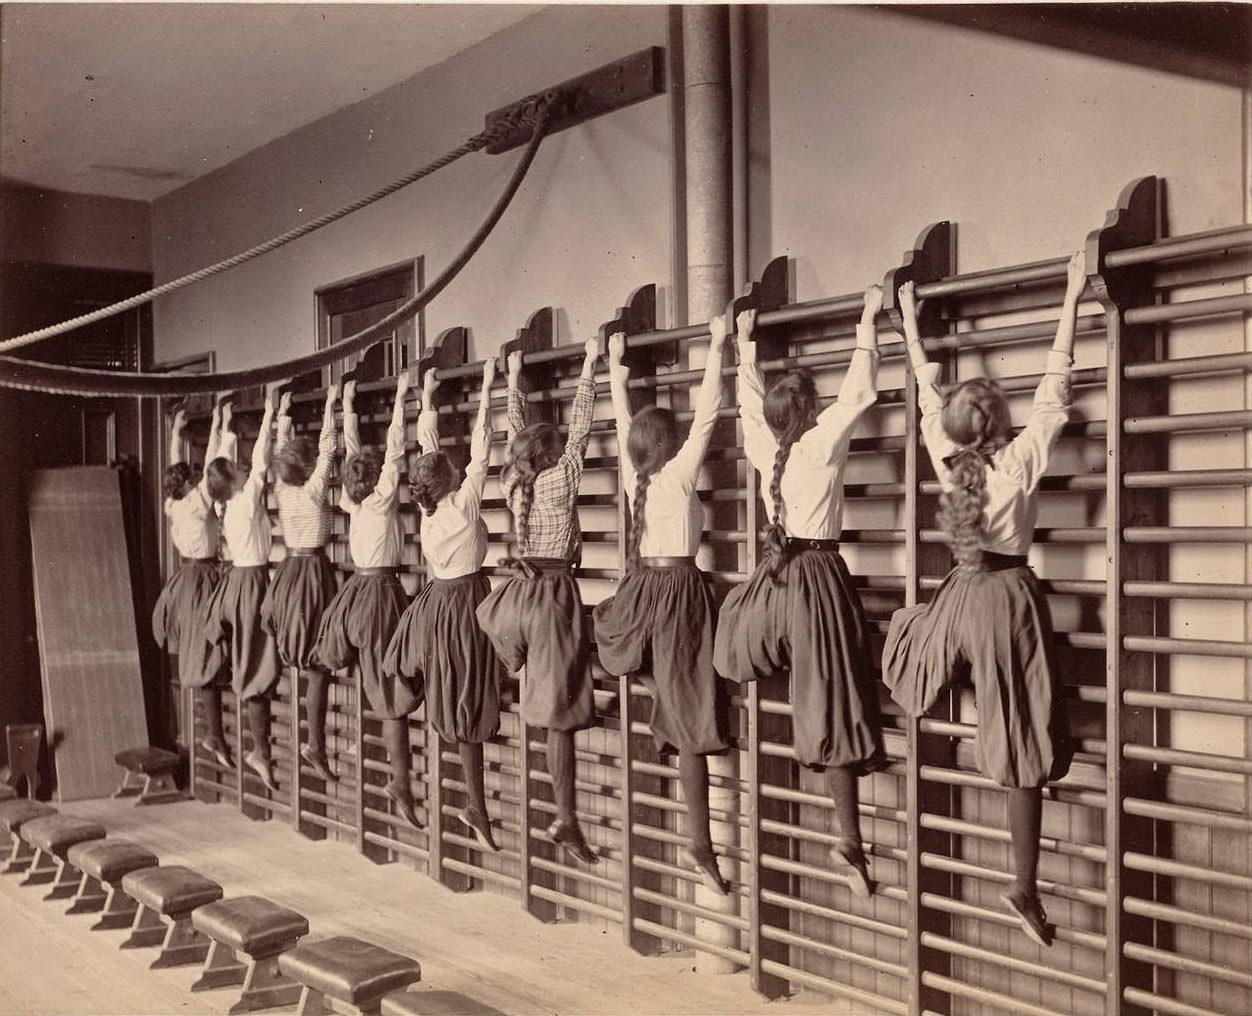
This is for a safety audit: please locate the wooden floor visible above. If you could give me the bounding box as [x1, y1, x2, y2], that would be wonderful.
[0, 796, 854, 1015]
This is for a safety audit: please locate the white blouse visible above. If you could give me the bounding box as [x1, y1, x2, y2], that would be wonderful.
[918, 349, 1073, 557]
[221, 406, 275, 567]
[609, 348, 722, 558]
[740, 323, 880, 540]
[340, 407, 405, 569]
[414, 395, 492, 580]
[163, 420, 235, 559]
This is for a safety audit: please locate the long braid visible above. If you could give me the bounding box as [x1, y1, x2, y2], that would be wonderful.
[938, 379, 1010, 568]
[515, 472, 536, 557]
[627, 473, 652, 570]
[759, 370, 816, 585]
[762, 437, 795, 583]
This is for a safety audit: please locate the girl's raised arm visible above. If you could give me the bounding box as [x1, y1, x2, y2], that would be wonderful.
[606, 332, 636, 491]
[372, 373, 410, 509]
[1002, 249, 1085, 489]
[899, 281, 958, 478]
[804, 285, 882, 463]
[734, 308, 776, 475]
[669, 314, 727, 481]
[558, 338, 600, 468]
[505, 351, 527, 446]
[456, 359, 497, 511]
[306, 382, 339, 501]
[245, 384, 281, 500]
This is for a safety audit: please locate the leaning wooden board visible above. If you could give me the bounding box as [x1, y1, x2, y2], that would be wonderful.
[28, 467, 148, 800]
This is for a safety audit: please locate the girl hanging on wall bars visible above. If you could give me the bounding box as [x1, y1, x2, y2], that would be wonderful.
[714, 291, 887, 899]
[261, 383, 342, 783]
[882, 251, 1086, 946]
[385, 359, 502, 851]
[312, 373, 421, 827]
[593, 318, 733, 895]
[476, 339, 602, 866]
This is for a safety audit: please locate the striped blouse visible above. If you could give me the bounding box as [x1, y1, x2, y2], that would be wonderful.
[274, 398, 337, 550]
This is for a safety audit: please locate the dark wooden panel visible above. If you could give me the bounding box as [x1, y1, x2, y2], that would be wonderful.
[27, 466, 149, 800]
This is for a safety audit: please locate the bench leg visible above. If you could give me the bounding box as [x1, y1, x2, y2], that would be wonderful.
[230, 947, 303, 1014]
[114, 770, 144, 799]
[297, 985, 330, 1016]
[150, 912, 210, 968]
[20, 847, 57, 886]
[137, 771, 184, 806]
[190, 938, 247, 992]
[44, 858, 82, 900]
[92, 885, 140, 930]
[120, 904, 166, 948]
[66, 871, 107, 914]
[1, 835, 35, 874]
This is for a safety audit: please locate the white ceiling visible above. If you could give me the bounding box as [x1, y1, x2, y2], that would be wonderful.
[0, 3, 542, 202]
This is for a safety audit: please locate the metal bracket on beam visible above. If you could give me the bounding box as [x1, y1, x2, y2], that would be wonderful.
[484, 47, 666, 155]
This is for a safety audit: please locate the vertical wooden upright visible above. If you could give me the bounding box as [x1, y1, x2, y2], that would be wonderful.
[738, 258, 796, 1000]
[1088, 176, 1163, 1016]
[498, 310, 561, 921]
[418, 326, 473, 892]
[598, 285, 673, 954]
[884, 221, 955, 1016]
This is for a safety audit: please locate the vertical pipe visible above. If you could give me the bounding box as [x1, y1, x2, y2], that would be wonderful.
[683, 4, 734, 325]
[729, 5, 749, 294]
[682, 3, 742, 975]
[1242, 87, 1251, 812]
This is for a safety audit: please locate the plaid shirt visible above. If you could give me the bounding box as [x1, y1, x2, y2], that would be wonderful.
[503, 374, 595, 561]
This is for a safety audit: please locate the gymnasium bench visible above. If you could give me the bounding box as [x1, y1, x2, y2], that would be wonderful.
[278, 936, 421, 1015]
[120, 864, 224, 968]
[381, 990, 506, 1016]
[113, 746, 184, 806]
[0, 798, 56, 874]
[17, 813, 106, 897]
[64, 839, 159, 925]
[189, 895, 310, 1013]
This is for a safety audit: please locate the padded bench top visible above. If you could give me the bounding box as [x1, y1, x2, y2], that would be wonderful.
[66, 840, 158, 883]
[192, 896, 309, 954]
[0, 799, 56, 832]
[278, 936, 421, 1004]
[382, 990, 506, 1016]
[20, 814, 106, 855]
[114, 746, 181, 774]
[121, 865, 223, 914]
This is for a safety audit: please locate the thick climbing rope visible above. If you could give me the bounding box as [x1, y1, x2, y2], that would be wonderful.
[0, 96, 555, 398]
[0, 92, 555, 354]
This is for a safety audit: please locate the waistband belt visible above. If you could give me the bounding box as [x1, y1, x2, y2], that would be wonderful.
[639, 556, 696, 568]
[786, 538, 841, 553]
[181, 556, 218, 564]
[286, 546, 325, 557]
[962, 552, 1029, 572]
[354, 566, 398, 577]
